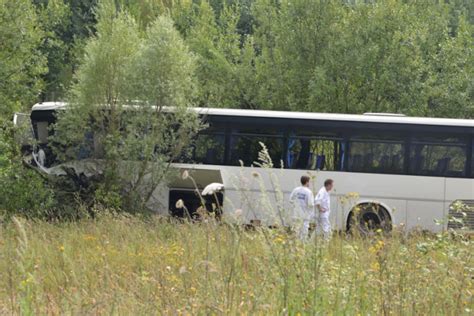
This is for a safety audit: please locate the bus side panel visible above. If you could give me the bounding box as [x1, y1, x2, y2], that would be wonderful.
[219, 166, 298, 226]
[406, 201, 444, 232]
[172, 164, 452, 232]
[445, 178, 474, 202]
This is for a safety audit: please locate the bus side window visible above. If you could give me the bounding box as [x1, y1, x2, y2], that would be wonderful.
[287, 138, 342, 171]
[230, 134, 284, 167]
[194, 133, 225, 165]
[348, 139, 405, 174]
[409, 140, 467, 177]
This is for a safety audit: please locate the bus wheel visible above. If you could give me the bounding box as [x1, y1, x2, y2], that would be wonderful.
[347, 203, 392, 234]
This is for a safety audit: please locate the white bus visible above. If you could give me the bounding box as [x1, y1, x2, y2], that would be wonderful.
[28, 102, 473, 232]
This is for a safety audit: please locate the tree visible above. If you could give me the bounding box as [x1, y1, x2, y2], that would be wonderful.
[33, 0, 98, 102]
[0, 0, 46, 117]
[52, 1, 201, 211]
[249, 0, 473, 117]
[424, 16, 474, 118]
[163, 0, 258, 108]
[0, 122, 55, 218]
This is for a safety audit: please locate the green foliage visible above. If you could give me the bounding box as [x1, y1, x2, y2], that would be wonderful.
[152, 0, 473, 116]
[128, 15, 197, 107]
[1, 0, 473, 118]
[52, 1, 202, 211]
[251, 0, 474, 116]
[0, 0, 46, 116]
[32, 0, 98, 101]
[174, 1, 256, 108]
[424, 18, 474, 118]
[0, 123, 54, 218]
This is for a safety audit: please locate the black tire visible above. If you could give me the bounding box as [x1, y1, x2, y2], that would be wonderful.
[347, 203, 392, 234]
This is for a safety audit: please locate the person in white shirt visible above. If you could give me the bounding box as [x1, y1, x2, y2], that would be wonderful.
[315, 179, 334, 239]
[289, 175, 314, 240]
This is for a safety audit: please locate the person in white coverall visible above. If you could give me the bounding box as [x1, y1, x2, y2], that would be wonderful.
[289, 175, 314, 240]
[315, 179, 334, 239]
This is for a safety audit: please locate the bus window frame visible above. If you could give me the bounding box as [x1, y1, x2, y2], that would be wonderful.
[191, 131, 226, 165]
[287, 135, 344, 171]
[469, 136, 473, 177]
[228, 130, 286, 167]
[408, 136, 469, 178]
[346, 137, 407, 175]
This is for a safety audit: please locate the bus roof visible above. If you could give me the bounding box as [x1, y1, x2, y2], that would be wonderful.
[31, 102, 474, 128]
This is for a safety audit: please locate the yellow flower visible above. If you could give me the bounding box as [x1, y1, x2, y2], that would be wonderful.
[370, 261, 380, 271]
[370, 240, 385, 254]
[59, 245, 65, 252]
[273, 233, 286, 244]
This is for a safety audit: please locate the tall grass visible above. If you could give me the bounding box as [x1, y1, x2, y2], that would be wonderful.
[1, 144, 472, 314]
[0, 213, 472, 314]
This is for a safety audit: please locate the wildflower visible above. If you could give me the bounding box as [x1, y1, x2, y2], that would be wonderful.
[369, 240, 385, 254]
[347, 192, 360, 199]
[175, 199, 185, 209]
[235, 209, 243, 217]
[181, 170, 189, 180]
[59, 245, 65, 252]
[20, 275, 33, 287]
[202, 182, 224, 195]
[274, 235, 286, 244]
[370, 261, 380, 271]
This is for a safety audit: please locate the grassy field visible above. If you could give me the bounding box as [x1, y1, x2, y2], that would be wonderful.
[0, 214, 472, 315]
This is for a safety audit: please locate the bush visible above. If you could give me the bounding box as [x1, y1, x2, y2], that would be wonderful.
[0, 122, 55, 219]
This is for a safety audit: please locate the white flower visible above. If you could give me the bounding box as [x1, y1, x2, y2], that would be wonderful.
[235, 209, 243, 217]
[175, 199, 185, 208]
[202, 182, 224, 196]
[181, 170, 189, 180]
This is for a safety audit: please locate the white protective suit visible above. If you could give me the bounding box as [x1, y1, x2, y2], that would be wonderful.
[289, 186, 314, 240]
[315, 186, 331, 239]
